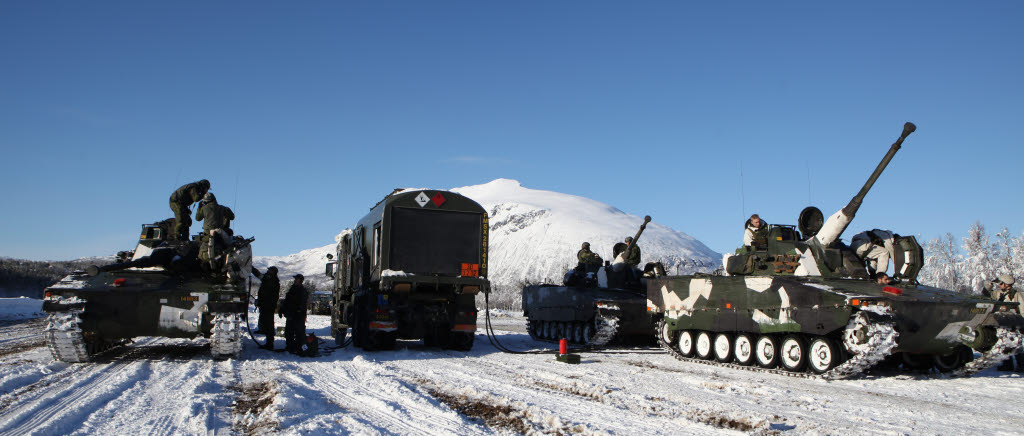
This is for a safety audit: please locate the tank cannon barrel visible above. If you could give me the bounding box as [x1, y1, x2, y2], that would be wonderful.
[814, 122, 915, 246]
[629, 215, 653, 247]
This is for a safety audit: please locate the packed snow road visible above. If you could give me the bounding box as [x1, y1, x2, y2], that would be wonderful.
[0, 310, 1021, 435]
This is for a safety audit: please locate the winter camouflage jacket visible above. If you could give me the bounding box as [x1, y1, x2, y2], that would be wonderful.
[993, 287, 1023, 311]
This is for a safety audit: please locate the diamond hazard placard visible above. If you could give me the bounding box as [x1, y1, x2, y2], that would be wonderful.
[415, 192, 430, 207]
[431, 193, 446, 207]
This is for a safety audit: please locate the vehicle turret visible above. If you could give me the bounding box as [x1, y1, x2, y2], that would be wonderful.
[812, 122, 916, 246]
[726, 122, 921, 280]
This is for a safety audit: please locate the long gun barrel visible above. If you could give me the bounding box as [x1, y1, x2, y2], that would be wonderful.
[629, 215, 653, 247]
[612, 216, 652, 270]
[814, 122, 915, 246]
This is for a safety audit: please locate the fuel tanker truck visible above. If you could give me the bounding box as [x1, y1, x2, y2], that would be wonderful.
[42, 219, 252, 362]
[648, 122, 1024, 378]
[325, 189, 490, 351]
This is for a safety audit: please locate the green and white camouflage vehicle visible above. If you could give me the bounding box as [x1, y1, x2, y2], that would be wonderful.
[649, 123, 1024, 378]
[42, 220, 252, 362]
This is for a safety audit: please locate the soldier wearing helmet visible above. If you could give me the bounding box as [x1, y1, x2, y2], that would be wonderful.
[195, 192, 235, 271]
[577, 242, 600, 265]
[623, 236, 642, 267]
[168, 179, 210, 240]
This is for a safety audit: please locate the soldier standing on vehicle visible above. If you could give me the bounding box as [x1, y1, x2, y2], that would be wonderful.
[743, 214, 768, 249]
[255, 266, 280, 349]
[169, 179, 210, 241]
[851, 229, 897, 279]
[624, 236, 641, 267]
[195, 192, 235, 270]
[280, 274, 309, 354]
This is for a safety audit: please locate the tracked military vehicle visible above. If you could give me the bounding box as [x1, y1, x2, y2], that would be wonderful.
[326, 189, 490, 351]
[42, 220, 252, 362]
[649, 123, 1024, 378]
[522, 216, 660, 348]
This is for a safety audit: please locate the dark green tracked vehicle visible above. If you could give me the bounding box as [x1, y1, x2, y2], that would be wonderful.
[43, 220, 253, 362]
[522, 216, 661, 348]
[326, 189, 490, 351]
[649, 123, 1024, 378]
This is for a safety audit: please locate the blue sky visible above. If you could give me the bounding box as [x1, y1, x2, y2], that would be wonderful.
[2, 1, 1022, 260]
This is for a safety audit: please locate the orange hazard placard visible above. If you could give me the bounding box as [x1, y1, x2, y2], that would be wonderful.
[461, 263, 479, 277]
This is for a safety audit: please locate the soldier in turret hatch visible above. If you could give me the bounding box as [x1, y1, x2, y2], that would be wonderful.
[851, 229, 897, 279]
[624, 236, 641, 267]
[743, 214, 768, 249]
[577, 242, 600, 265]
[196, 192, 235, 270]
[169, 179, 210, 241]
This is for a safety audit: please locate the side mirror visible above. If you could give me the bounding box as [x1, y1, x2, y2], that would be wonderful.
[325, 262, 335, 278]
[327, 253, 334, 260]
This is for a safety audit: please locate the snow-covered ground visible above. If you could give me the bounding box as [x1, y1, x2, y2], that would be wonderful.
[0, 298, 43, 321]
[0, 304, 1022, 435]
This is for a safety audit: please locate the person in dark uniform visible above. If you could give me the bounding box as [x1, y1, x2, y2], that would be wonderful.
[169, 179, 210, 241]
[254, 266, 280, 349]
[279, 274, 309, 354]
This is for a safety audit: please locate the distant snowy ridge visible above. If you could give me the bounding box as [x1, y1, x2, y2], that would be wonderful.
[253, 179, 721, 306]
[453, 179, 720, 303]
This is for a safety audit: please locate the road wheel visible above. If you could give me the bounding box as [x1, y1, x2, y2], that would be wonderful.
[780, 335, 807, 372]
[755, 335, 778, 368]
[581, 323, 593, 343]
[733, 334, 754, 366]
[677, 330, 695, 357]
[695, 331, 713, 360]
[933, 345, 973, 372]
[658, 320, 677, 346]
[808, 337, 840, 374]
[572, 322, 584, 343]
[713, 333, 732, 363]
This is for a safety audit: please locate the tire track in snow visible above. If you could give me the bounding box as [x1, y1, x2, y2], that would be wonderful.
[289, 357, 492, 435]
[67, 345, 231, 436]
[0, 340, 158, 436]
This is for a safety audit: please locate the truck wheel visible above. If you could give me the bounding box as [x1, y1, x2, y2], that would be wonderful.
[333, 327, 348, 346]
[367, 331, 396, 351]
[447, 332, 474, 351]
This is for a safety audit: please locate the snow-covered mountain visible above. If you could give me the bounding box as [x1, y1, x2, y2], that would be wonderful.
[254, 179, 721, 301]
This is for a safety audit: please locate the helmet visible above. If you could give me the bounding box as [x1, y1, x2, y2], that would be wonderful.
[199, 179, 210, 191]
[625, 236, 633, 243]
[203, 192, 216, 203]
[581, 242, 590, 249]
